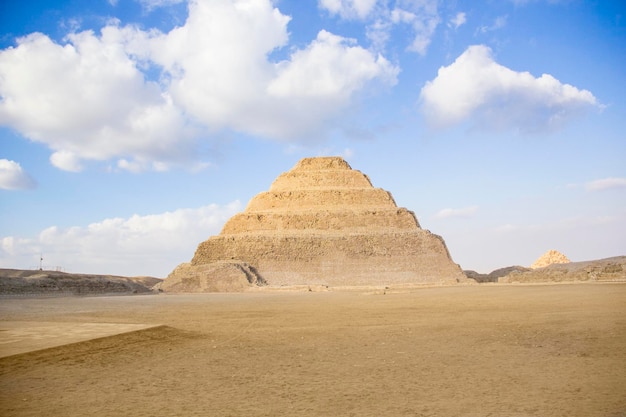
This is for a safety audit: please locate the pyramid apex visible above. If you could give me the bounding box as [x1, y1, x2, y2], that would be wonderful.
[294, 156, 352, 171]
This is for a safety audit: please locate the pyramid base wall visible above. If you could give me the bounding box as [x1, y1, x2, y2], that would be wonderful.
[191, 231, 467, 287]
[253, 257, 464, 286]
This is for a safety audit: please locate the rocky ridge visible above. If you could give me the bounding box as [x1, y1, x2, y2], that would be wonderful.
[0, 269, 161, 296]
[498, 256, 625, 283]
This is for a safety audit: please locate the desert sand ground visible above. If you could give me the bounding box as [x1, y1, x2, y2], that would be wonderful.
[1, 284, 625, 417]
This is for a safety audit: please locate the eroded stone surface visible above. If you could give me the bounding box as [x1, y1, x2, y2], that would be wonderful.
[162, 261, 264, 292]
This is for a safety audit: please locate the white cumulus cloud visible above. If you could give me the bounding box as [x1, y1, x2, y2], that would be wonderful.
[0, 202, 242, 277]
[434, 205, 478, 219]
[0, 0, 398, 172]
[50, 150, 84, 172]
[0, 30, 191, 172]
[419, 45, 600, 133]
[141, 0, 398, 140]
[0, 159, 37, 190]
[585, 177, 626, 192]
[264, 31, 398, 137]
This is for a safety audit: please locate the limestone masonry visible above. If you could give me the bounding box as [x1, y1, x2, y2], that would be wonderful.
[163, 157, 467, 291]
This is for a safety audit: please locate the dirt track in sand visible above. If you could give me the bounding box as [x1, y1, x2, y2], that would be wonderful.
[1, 284, 625, 417]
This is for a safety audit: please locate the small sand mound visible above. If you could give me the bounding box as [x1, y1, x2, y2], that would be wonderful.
[0, 322, 166, 358]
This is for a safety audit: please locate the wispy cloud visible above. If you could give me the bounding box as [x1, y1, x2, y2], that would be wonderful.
[320, 0, 441, 55]
[0, 159, 37, 190]
[510, 0, 570, 6]
[585, 177, 626, 191]
[318, 0, 378, 20]
[138, 0, 185, 11]
[477, 15, 507, 33]
[434, 205, 478, 219]
[448, 12, 466, 29]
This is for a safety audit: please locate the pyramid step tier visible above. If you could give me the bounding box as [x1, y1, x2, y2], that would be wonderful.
[291, 156, 352, 171]
[270, 169, 373, 191]
[221, 208, 420, 234]
[193, 230, 450, 263]
[245, 188, 397, 212]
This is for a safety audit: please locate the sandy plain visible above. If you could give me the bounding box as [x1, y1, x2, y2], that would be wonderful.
[1, 283, 625, 417]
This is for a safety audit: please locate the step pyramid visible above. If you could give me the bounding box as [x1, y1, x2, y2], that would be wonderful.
[163, 157, 467, 291]
[530, 249, 570, 269]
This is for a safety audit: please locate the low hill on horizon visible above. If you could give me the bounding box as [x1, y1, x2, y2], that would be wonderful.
[0, 269, 162, 296]
[2, 255, 624, 295]
[465, 256, 626, 283]
[498, 256, 626, 283]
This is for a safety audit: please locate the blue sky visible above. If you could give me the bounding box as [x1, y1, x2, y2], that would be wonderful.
[1, 0, 624, 277]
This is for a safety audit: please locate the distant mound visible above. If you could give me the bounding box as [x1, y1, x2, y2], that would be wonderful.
[0, 269, 162, 296]
[498, 256, 626, 283]
[531, 249, 570, 269]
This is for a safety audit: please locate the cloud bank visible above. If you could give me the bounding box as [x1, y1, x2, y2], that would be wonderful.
[420, 45, 600, 133]
[0, 159, 36, 190]
[0, 202, 241, 277]
[0, 0, 398, 172]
